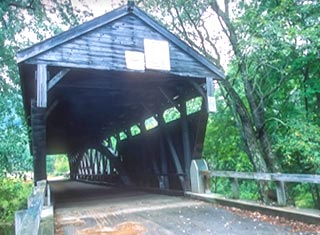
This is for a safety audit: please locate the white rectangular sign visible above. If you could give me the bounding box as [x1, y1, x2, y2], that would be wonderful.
[125, 51, 145, 71]
[206, 77, 216, 112]
[144, 39, 171, 71]
[208, 96, 217, 113]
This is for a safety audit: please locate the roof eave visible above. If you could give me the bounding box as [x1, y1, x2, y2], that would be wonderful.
[16, 5, 130, 63]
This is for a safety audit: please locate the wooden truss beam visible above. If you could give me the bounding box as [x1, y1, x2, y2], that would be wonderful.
[47, 68, 70, 91]
[95, 144, 132, 185]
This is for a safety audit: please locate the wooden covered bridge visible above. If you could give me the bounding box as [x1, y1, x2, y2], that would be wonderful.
[17, 1, 224, 190]
[16, 2, 320, 234]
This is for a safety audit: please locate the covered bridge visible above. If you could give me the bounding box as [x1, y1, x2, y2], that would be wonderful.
[17, 1, 224, 191]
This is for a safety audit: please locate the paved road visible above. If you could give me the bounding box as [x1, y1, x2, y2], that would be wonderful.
[50, 180, 313, 235]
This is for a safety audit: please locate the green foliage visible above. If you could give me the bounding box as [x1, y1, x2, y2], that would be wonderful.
[0, 0, 90, 176]
[0, 118, 32, 176]
[204, 102, 258, 201]
[238, 180, 260, 201]
[47, 155, 69, 177]
[145, 116, 158, 130]
[163, 107, 181, 123]
[186, 97, 202, 115]
[287, 183, 315, 208]
[46, 155, 55, 175]
[54, 155, 69, 176]
[203, 97, 252, 172]
[119, 131, 127, 140]
[0, 178, 32, 223]
[142, 0, 320, 207]
[110, 136, 118, 151]
[130, 125, 141, 136]
[275, 119, 320, 174]
[211, 178, 232, 197]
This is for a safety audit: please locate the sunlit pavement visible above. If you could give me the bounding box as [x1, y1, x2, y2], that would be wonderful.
[49, 180, 310, 235]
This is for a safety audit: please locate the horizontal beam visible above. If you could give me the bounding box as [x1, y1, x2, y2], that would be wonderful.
[205, 170, 320, 184]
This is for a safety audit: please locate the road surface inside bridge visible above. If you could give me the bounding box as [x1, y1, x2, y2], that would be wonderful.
[50, 180, 307, 235]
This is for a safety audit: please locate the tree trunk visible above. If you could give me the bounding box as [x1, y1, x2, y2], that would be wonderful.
[241, 70, 282, 173]
[220, 78, 270, 202]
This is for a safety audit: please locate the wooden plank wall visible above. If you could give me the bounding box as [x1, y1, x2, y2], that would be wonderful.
[27, 15, 213, 78]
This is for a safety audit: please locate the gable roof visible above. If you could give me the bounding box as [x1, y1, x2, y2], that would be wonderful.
[17, 2, 224, 79]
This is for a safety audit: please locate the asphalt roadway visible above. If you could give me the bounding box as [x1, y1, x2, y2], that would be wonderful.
[50, 180, 317, 235]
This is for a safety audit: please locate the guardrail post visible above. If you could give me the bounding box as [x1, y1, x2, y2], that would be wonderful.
[202, 171, 211, 193]
[15, 180, 47, 235]
[230, 178, 239, 199]
[15, 210, 26, 235]
[275, 181, 286, 206]
[190, 159, 209, 193]
[46, 184, 51, 206]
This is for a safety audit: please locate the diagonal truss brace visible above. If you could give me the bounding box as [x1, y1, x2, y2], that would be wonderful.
[47, 68, 71, 91]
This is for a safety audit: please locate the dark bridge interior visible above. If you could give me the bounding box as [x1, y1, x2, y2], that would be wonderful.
[18, 2, 224, 191]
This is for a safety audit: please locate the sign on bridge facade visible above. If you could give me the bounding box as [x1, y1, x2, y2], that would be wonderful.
[17, 1, 224, 190]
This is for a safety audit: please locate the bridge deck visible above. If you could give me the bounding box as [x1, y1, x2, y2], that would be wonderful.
[50, 180, 303, 235]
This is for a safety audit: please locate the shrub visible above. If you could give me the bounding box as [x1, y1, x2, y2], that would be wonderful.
[0, 177, 32, 223]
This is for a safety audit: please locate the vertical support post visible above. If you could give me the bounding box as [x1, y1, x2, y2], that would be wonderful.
[102, 151, 107, 176]
[36, 64, 47, 108]
[94, 149, 98, 177]
[67, 154, 74, 179]
[164, 131, 185, 190]
[181, 101, 192, 191]
[151, 156, 160, 187]
[31, 99, 47, 183]
[115, 134, 120, 156]
[192, 100, 208, 159]
[230, 178, 239, 199]
[74, 151, 83, 179]
[203, 171, 211, 193]
[275, 181, 287, 206]
[160, 133, 169, 189]
[139, 121, 146, 133]
[140, 121, 149, 186]
[124, 129, 131, 139]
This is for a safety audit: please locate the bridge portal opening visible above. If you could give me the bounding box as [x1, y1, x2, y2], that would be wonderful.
[18, 2, 224, 191]
[46, 155, 70, 179]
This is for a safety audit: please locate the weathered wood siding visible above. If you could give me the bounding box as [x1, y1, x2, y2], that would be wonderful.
[26, 14, 213, 78]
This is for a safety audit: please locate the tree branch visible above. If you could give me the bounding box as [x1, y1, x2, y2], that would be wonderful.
[8, 0, 35, 10]
[210, 0, 239, 56]
[1, 16, 8, 29]
[167, 3, 217, 65]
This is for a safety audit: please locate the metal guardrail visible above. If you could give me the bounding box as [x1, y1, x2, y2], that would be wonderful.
[201, 170, 320, 206]
[15, 180, 47, 235]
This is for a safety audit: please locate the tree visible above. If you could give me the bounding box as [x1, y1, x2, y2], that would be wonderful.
[0, 0, 91, 176]
[139, 0, 320, 202]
